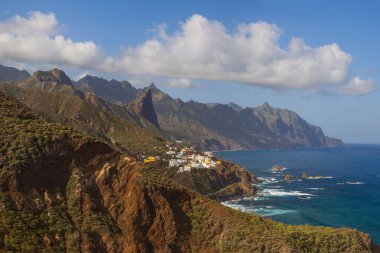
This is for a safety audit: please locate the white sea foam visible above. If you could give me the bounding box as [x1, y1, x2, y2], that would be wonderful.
[336, 182, 345, 185]
[257, 177, 280, 185]
[307, 187, 325, 190]
[258, 188, 313, 197]
[253, 207, 296, 217]
[346, 181, 365, 185]
[221, 201, 296, 217]
[304, 176, 334, 179]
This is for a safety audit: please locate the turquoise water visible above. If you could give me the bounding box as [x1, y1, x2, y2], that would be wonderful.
[215, 145, 380, 243]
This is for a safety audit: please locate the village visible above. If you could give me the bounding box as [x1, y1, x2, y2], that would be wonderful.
[142, 142, 222, 173]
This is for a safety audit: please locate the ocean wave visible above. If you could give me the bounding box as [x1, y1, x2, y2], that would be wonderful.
[346, 181, 365, 185]
[258, 188, 314, 197]
[257, 177, 280, 185]
[304, 176, 334, 179]
[253, 207, 297, 217]
[221, 201, 296, 217]
[306, 187, 325, 190]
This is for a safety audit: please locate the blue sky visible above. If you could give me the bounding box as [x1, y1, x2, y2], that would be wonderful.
[1, 0, 380, 143]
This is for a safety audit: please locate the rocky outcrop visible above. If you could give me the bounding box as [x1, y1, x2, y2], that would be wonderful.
[127, 87, 160, 128]
[162, 159, 259, 201]
[29, 68, 73, 86]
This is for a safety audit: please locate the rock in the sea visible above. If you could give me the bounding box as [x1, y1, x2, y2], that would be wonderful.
[284, 174, 295, 181]
[272, 164, 284, 173]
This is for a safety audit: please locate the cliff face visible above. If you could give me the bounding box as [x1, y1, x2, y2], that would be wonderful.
[127, 88, 160, 128]
[0, 91, 377, 252]
[252, 102, 344, 148]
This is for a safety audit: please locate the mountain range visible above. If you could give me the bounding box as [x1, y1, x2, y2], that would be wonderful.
[0, 64, 344, 151]
[75, 74, 343, 150]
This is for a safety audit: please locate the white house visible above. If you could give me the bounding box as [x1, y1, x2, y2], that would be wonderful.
[169, 159, 178, 167]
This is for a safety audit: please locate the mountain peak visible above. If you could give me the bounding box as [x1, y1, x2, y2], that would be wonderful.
[149, 83, 158, 90]
[128, 88, 160, 127]
[227, 102, 244, 112]
[31, 68, 72, 86]
[262, 101, 271, 108]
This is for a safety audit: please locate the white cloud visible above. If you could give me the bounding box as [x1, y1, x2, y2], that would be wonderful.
[105, 14, 373, 94]
[339, 76, 375, 95]
[166, 78, 194, 88]
[0, 11, 103, 69]
[0, 12, 374, 96]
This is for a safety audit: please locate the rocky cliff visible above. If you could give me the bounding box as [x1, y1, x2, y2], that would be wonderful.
[0, 91, 377, 252]
[127, 87, 160, 128]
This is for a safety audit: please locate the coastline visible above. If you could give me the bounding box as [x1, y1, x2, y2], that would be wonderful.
[215, 146, 380, 245]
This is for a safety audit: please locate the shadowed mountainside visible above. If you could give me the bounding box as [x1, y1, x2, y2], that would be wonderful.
[0, 64, 30, 82]
[149, 85, 343, 150]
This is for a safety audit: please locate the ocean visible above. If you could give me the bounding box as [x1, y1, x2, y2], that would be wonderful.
[215, 144, 380, 244]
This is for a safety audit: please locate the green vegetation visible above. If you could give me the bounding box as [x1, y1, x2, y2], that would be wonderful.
[0, 92, 83, 170]
[0, 92, 120, 251]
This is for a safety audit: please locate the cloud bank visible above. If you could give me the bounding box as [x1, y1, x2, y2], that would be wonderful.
[0, 12, 103, 68]
[0, 12, 374, 95]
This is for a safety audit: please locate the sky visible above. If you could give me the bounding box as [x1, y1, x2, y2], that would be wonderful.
[1, 0, 380, 143]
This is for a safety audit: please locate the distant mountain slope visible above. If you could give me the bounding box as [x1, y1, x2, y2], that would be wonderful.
[150, 84, 290, 150]
[149, 85, 343, 150]
[73, 75, 344, 150]
[74, 75, 140, 104]
[0, 69, 165, 155]
[252, 102, 344, 147]
[0, 91, 376, 252]
[0, 64, 30, 82]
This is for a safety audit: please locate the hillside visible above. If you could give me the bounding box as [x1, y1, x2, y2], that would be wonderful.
[0, 68, 259, 200]
[252, 102, 343, 147]
[0, 91, 377, 252]
[0, 69, 165, 155]
[74, 75, 140, 104]
[0, 64, 30, 82]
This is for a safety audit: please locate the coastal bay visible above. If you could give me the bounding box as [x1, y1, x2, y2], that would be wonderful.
[216, 145, 380, 244]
